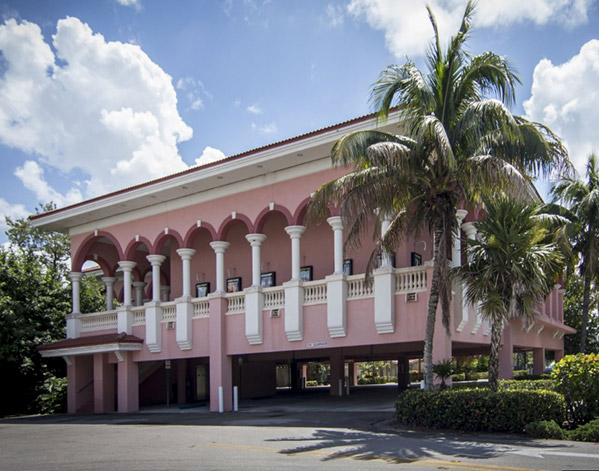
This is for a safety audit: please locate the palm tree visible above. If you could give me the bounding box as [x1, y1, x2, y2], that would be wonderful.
[308, 1, 569, 390]
[551, 154, 599, 353]
[455, 197, 564, 391]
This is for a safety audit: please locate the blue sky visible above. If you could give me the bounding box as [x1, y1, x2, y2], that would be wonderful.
[1, 0, 599, 241]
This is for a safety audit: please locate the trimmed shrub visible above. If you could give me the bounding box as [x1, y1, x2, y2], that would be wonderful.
[567, 418, 599, 442]
[552, 353, 599, 425]
[452, 372, 466, 382]
[499, 379, 555, 391]
[525, 420, 566, 439]
[396, 388, 565, 433]
[465, 371, 488, 381]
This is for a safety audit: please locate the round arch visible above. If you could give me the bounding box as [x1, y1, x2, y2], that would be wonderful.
[72, 231, 124, 272]
[255, 205, 293, 233]
[183, 222, 217, 247]
[217, 213, 254, 240]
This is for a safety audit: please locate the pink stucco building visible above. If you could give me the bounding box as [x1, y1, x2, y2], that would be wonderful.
[35, 113, 574, 413]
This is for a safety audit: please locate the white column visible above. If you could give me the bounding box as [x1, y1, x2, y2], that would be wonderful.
[462, 222, 482, 334]
[132, 281, 146, 306]
[69, 272, 83, 314]
[327, 217, 344, 275]
[452, 210, 468, 268]
[102, 276, 116, 310]
[245, 234, 267, 286]
[285, 225, 306, 281]
[210, 241, 231, 293]
[117, 261, 137, 307]
[380, 215, 392, 267]
[176, 248, 196, 297]
[146, 255, 166, 302]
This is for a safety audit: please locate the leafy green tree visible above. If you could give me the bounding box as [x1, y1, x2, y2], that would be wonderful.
[563, 272, 599, 354]
[0, 207, 104, 416]
[455, 197, 564, 391]
[551, 154, 599, 353]
[309, 1, 569, 390]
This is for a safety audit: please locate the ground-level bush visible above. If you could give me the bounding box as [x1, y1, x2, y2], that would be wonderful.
[524, 420, 566, 439]
[395, 388, 565, 433]
[567, 418, 599, 441]
[552, 353, 599, 425]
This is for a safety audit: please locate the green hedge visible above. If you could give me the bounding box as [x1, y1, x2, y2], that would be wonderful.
[358, 376, 397, 385]
[396, 388, 565, 433]
[526, 418, 599, 441]
[499, 379, 555, 391]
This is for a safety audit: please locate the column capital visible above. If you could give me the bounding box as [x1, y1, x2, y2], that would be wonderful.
[118, 260, 137, 272]
[456, 209, 468, 224]
[132, 281, 147, 288]
[245, 233, 267, 247]
[146, 254, 166, 266]
[285, 225, 306, 239]
[176, 248, 196, 260]
[462, 221, 477, 239]
[101, 276, 116, 285]
[327, 216, 343, 231]
[69, 271, 83, 281]
[210, 241, 230, 253]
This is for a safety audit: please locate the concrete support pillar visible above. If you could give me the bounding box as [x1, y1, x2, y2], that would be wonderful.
[210, 241, 231, 293]
[146, 255, 166, 302]
[284, 280, 304, 341]
[374, 266, 395, 334]
[245, 286, 265, 345]
[498, 325, 514, 380]
[117, 351, 139, 413]
[329, 352, 345, 396]
[209, 294, 232, 412]
[285, 225, 306, 281]
[532, 348, 546, 376]
[93, 353, 115, 413]
[102, 276, 116, 311]
[117, 261, 136, 307]
[245, 233, 267, 286]
[69, 272, 83, 314]
[132, 281, 146, 306]
[176, 248, 196, 297]
[347, 361, 357, 386]
[327, 216, 344, 275]
[177, 359, 187, 405]
[380, 215, 392, 267]
[301, 363, 308, 389]
[67, 355, 93, 413]
[459, 221, 477, 333]
[397, 356, 410, 390]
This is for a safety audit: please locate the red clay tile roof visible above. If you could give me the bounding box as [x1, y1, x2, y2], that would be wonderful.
[38, 332, 143, 351]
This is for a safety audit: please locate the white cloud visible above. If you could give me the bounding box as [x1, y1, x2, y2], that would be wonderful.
[15, 160, 82, 207]
[0, 197, 29, 231]
[176, 76, 210, 111]
[251, 122, 278, 134]
[524, 39, 599, 174]
[116, 0, 141, 10]
[326, 4, 345, 27]
[348, 0, 595, 59]
[0, 17, 193, 202]
[195, 146, 227, 166]
[247, 104, 262, 114]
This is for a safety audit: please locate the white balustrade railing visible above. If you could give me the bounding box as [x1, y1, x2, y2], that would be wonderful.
[132, 306, 146, 326]
[264, 287, 285, 308]
[304, 280, 327, 305]
[395, 266, 428, 293]
[193, 298, 210, 318]
[226, 292, 245, 314]
[162, 302, 177, 321]
[347, 274, 374, 299]
[80, 310, 118, 332]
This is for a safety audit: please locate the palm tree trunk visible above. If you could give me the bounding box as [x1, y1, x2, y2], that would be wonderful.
[423, 230, 443, 391]
[488, 318, 504, 392]
[580, 274, 591, 353]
